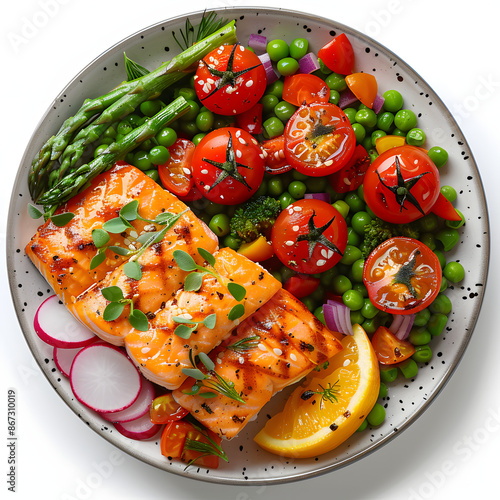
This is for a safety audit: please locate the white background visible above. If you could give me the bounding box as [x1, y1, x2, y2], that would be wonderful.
[1, 0, 499, 499]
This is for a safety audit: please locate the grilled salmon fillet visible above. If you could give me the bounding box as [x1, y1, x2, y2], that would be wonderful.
[25, 162, 216, 305]
[124, 247, 282, 390]
[172, 289, 343, 439]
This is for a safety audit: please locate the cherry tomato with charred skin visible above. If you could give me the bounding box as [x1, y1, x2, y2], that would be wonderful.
[194, 43, 267, 116]
[284, 102, 356, 177]
[271, 199, 348, 274]
[363, 146, 440, 224]
[191, 127, 265, 205]
[363, 237, 442, 315]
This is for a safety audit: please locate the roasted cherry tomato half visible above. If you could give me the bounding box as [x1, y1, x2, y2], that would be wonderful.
[328, 143, 370, 193]
[284, 103, 355, 177]
[284, 273, 321, 298]
[194, 43, 267, 116]
[317, 33, 355, 75]
[191, 127, 265, 205]
[150, 393, 189, 424]
[261, 134, 292, 174]
[363, 237, 442, 315]
[181, 426, 224, 469]
[158, 138, 195, 197]
[363, 145, 440, 224]
[371, 326, 416, 365]
[271, 199, 348, 274]
[160, 420, 191, 459]
[282, 73, 330, 107]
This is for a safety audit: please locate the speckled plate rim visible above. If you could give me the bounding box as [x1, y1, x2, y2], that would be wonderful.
[7, 6, 490, 486]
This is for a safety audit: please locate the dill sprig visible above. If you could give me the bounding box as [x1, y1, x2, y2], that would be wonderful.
[173, 11, 228, 51]
[183, 424, 228, 469]
[226, 335, 260, 353]
[302, 380, 340, 410]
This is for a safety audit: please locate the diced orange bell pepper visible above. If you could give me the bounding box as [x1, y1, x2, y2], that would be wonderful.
[345, 72, 378, 108]
[375, 135, 406, 155]
[237, 236, 275, 262]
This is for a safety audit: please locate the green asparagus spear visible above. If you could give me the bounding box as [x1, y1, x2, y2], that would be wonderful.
[37, 96, 190, 210]
[28, 18, 237, 201]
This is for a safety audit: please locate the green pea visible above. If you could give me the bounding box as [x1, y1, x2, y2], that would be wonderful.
[302, 296, 317, 312]
[377, 112, 395, 132]
[175, 87, 197, 101]
[260, 94, 280, 114]
[267, 39, 289, 61]
[344, 193, 365, 214]
[292, 170, 308, 181]
[413, 308, 431, 327]
[125, 113, 142, 128]
[279, 192, 296, 209]
[382, 90, 403, 113]
[266, 80, 284, 98]
[140, 99, 163, 117]
[406, 128, 426, 147]
[430, 293, 452, 315]
[320, 266, 339, 287]
[435, 228, 460, 251]
[305, 176, 327, 193]
[394, 109, 417, 132]
[427, 313, 448, 336]
[263, 117, 285, 139]
[371, 130, 387, 147]
[412, 345, 433, 363]
[288, 180, 307, 199]
[277, 57, 299, 76]
[428, 146, 448, 168]
[333, 200, 350, 219]
[361, 298, 379, 319]
[380, 366, 398, 383]
[440, 185, 457, 202]
[342, 289, 364, 310]
[331, 275, 352, 295]
[408, 327, 432, 346]
[341, 245, 363, 266]
[274, 101, 297, 121]
[143, 169, 159, 182]
[398, 358, 418, 379]
[268, 177, 284, 197]
[103, 125, 117, 140]
[357, 419, 368, 432]
[329, 90, 340, 105]
[392, 128, 406, 137]
[367, 403, 386, 426]
[325, 72, 347, 92]
[192, 133, 206, 146]
[343, 107, 357, 124]
[419, 213, 439, 232]
[148, 146, 170, 166]
[350, 258, 365, 283]
[352, 282, 368, 298]
[289, 38, 309, 60]
[196, 110, 215, 132]
[362, 317, 379, 335]
[313, 306, 326, 325]
[352, 123, 366, 143]
[139, 138, 154, 152]
[350, 310, 364, 325]
[93, 144, 108, 158]
[223, 234, 241, 251]
[209, 213, 230, 237]
[347, 227, 362, 247]
[433, 249, 446, 269]
[351, 212, 372, 237]
[378, 382, 388, 399]
[155, 127, 177, 148]
[132, 151, 153, 171]
[99, 137, 114, 146]
[117, 120, 133, 136]
[443, 261, 465, 283]
[355, 108, 378, 128]
[420, 233, 436, 251]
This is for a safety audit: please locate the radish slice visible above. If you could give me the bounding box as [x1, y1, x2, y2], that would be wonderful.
[101, 378, 155, 423]
[114, 413, 161, 441]
[54, 344, 95, 377]
[70, 343, 141, 413]
[34, 295, 96, 348]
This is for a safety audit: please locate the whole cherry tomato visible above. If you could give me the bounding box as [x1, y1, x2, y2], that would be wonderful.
[191, 127, 265, 205]
[284, 103, 355, 177]
[194, 43, 267, 116]
[363, 146, 440, 224]
[271, 199, 348, 274]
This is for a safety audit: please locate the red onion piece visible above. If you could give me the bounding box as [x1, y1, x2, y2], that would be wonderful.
[324, 300, 354, 336]
[323, 303, 341, 332]
[389, 314, 415, 340]
[338, 88, 358, 109]
[258, 53, 279, 85]
[298, 52, 320, 74]
[373, 94, 385, 114]
[304, 192, 331, 203]
[249, 33, 267, 54]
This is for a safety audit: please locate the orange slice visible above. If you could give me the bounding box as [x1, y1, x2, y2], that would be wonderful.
[254, 324, 380, 458]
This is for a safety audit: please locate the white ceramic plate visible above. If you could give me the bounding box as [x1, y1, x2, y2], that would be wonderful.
[7, 6, 489, 485]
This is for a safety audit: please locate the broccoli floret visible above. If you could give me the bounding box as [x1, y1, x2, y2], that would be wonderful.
[229, 196, 282, 243]
[361, 217, 421, 258]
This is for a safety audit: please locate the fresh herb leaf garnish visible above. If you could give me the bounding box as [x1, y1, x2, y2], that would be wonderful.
[28, 203, 75, 227]
[124, 53, 150, 81]
[172, 313, 217, 339]
[226, 335, 260, 353]
[101, 285, 149, 331]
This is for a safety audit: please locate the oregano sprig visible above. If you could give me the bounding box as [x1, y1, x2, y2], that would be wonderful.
[28, 203, 75, 227]
[101, 285, 149, 331]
